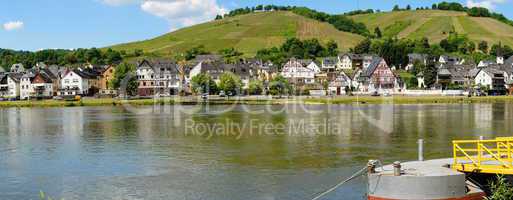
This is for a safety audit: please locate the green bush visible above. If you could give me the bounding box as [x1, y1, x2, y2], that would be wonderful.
[486, 175, 513, 200]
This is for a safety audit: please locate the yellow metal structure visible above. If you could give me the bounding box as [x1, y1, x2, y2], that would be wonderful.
[453, 137, 513, 174]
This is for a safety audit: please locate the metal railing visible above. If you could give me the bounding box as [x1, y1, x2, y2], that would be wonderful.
[453, 137, 513, 174]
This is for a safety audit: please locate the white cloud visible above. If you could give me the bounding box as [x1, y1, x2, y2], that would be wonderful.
[467, 0, 507, 10]
[141, 0, 227, 30]
[3, 21, 24, 31]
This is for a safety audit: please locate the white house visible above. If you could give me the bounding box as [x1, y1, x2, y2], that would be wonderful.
[20, 72, 54, 99]
[474, 68, 506, 89]
[439, 55, 464, 65]
[337, 53, 356, 70]
[281, 59, 315, 85]
[0, 73, 22, 99]
[60, 69, 97, 96]
[30, 72, 54, 99]
[20, 73, 35, 100]
[306, 61, 321, 73]
[328, 71, 352, 95]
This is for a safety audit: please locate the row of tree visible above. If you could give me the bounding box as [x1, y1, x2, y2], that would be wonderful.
[391, 2, 513, 27]
[217, 5, 370, 37]
[351, 32, 513, 68]
[256, 38, 338, 67]
[0, 48, 143, 71]
[190, 72, 292, 96]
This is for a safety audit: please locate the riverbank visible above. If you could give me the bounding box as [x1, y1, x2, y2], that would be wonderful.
[2, 96, 513, 108]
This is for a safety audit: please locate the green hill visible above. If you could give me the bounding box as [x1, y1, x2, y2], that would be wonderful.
[110, 11, 364, 57]
[350, 10, 513, 47]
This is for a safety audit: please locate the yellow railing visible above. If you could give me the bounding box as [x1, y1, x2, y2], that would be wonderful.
[453, 137, 513, 174]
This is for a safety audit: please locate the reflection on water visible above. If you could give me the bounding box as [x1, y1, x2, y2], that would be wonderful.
[1, 104, 513, 200]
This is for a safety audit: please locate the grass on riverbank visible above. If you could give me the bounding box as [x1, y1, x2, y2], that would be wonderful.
[0, 98, 176, 108]
[2, 96, 513, 108]
[303, 96, 513, 104]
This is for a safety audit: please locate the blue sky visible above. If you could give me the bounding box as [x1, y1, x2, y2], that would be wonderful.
[1, 0, 512, 51]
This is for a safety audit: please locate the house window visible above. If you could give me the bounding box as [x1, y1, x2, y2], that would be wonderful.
[73, 79, 78, 83]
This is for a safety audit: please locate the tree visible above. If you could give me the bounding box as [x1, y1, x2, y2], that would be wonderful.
[191, 73, 218, 94]
[352, 38, 371, 54]
[374, 27, 382, 38]
[185, 45, 209, 60]
[218, 72, 243, 95]
[109, 62, 138, 96]
[467, 41, 476, 53]
[248, 80, 264, 95]
[432, 4, 438, 9]
[219, 48, 243, 63]
[269, 75, 291, 96]
[325, 40, 339, 56]
[393, 5, 401, 11]
[134, 49, 144, 57]
[215, 15, 223, 20]
[479, 41, 489, 53]
[406, 5, 411, 10]
[423, 61, 437, 88]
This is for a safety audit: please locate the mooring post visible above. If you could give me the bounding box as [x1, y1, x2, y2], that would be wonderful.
[418, 139, 424, 161]
[393, 161, 401, 176]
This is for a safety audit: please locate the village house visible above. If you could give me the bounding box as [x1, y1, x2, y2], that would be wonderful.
[406, 53, 429, 71]
[439, 55, 464, 66]
[20, 72, 35, 100]
[356, 57, 397, 92]
[474, 67, 507, 90]
[281, 58, 315, 85]
[59, 68, 100, 96]
[321, 57, 337, 72]
[0, 73, 23, 99]
[40, 67, 62, 96]
[97, 65, 117, 96]
[20, 71, 54, 100]
[10, 64, 25, 73]
[337, 53, 360, 70]
[328, 71, 352, 95]
[136, 59, 182, 96]
[305, 60, 321, 73]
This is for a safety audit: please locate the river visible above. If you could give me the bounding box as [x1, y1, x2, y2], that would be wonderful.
[1, 104, 512, 200]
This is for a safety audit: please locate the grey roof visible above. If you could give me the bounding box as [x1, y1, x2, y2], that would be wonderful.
[8, 73, 24, 82]
[0, 74, 7, 84]
[505, 55, 513, 67]
[362, 57, 384, 77]
[72, 69, 100, 79]
[35, 72, 54, 83]
[195, 54, 222, 63]
[482, 67, 506, 77]
[138, 59, 179, 74]
[322, 57, 337, 66]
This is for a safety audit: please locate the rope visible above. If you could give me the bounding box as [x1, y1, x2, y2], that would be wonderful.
[309, 166, 369, 200]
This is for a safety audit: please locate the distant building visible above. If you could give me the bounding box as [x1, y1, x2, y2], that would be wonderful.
[10, 63, 25, 73]
[136, 59, 181, 96]
[281, 58, 315, 85]
[0, 73, 23, 99]
[357, 57, 397, 92]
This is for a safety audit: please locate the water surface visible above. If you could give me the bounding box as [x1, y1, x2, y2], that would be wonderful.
[1, 104, 512, 200]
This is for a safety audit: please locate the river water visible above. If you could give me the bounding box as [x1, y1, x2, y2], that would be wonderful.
[1, 104, 513, 200]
